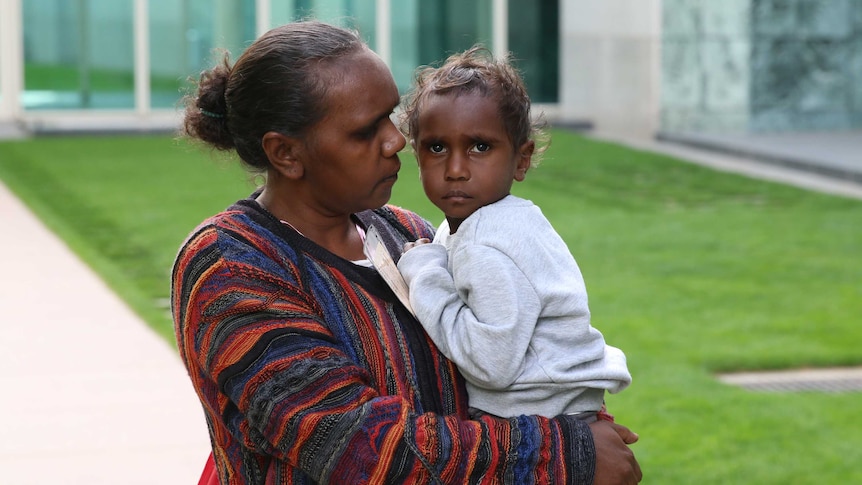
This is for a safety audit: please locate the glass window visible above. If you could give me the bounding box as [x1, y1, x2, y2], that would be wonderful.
[508, 0, 558, 103]
[390, 1, 419, 93]
[389, 0, 558, 103]
[18, 1, 557, 113]
[23, 0, 135, 110]
[270, 0, 376, 46]
[391, 0, 493, 93]
[153, 0, 375, 110]
[150, 0, 256, 109]
[416, 0, 493, 63]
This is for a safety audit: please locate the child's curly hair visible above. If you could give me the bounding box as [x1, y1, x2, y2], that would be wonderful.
[400, 45, 549, 167]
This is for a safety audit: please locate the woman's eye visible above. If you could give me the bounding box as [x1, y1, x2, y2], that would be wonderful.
[356, 127, 376, 139]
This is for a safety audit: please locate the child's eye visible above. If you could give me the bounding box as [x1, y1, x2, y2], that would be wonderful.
[429, 143, 445, 153]
[473, 143, 491, 152]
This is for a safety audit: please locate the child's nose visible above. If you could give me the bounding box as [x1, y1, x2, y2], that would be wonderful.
[445, 154, 470, 181]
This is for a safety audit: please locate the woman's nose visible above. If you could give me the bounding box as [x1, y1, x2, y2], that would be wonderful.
[382, 121, 406, 157]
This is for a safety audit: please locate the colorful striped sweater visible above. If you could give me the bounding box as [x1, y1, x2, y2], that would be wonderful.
[172, 195, 596, 484]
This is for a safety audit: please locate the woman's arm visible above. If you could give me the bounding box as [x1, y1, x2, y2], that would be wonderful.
[174, 226, 603, 483]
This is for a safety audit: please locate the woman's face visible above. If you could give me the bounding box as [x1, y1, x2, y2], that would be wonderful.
[414, 91, 532, 232]
[296, 49, 406, 216]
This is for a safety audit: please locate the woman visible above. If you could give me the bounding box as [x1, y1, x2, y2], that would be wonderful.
[174, 20, 641, 484]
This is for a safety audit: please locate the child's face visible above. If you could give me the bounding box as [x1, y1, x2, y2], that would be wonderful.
[414, 91, 533, 232]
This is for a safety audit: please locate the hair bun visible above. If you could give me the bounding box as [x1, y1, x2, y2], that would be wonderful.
[182, 54, 234, 150]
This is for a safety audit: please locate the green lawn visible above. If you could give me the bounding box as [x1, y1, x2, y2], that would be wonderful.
[1, 131, 860, 483]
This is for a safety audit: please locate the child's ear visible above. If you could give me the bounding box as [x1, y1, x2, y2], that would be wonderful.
[514, 140, 535, 182]
[262, 131, 305, 179]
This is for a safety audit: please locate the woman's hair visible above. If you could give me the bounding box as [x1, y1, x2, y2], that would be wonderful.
[181, 21, 366, 171]
[401, 45, 549, 166]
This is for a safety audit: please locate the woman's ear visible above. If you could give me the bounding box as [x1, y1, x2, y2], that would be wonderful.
[262, 131, 304, 179]
[514, 140, 535, 182]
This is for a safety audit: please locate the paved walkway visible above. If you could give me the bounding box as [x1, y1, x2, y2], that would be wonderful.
[0, 128, 859, 484]
[589, 129, 862, 201]
[0, 180, 211, 484]
[656, 130, 862, 184]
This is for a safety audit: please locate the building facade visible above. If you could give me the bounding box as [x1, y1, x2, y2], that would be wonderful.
[0, 0, 858, 138]
[0, 0, 568, 134]
[662, 0, 862, 134]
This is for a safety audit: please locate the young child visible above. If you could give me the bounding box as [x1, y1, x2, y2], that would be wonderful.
[396, 46, 631, 420]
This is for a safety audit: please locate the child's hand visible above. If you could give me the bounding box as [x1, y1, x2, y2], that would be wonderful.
[403, 238, 431, 252]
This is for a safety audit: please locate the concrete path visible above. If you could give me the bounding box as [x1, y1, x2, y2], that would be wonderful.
[656, 130, 862, 184]
[588, 130, 862, 201]
[0, 180, 211, 484]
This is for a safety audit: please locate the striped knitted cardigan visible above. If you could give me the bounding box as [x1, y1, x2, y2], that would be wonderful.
[172, 195, 596, 484]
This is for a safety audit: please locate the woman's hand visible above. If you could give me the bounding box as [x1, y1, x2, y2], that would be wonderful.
[589, 420, 642, 484]
[403, 238, 431, 252]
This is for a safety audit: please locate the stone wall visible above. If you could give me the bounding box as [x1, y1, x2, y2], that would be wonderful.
[661, 0, 862, 134]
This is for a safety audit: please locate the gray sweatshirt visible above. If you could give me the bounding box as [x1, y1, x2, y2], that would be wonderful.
[397, 195, 631, 417]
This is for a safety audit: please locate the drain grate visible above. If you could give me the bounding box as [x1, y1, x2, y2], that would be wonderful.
[717, 367, 862, 393]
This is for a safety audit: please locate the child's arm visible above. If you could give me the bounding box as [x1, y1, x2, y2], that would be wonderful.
[398, 242, 542, 389]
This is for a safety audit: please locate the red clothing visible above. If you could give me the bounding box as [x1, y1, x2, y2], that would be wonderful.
[173, 197, 596, 484]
